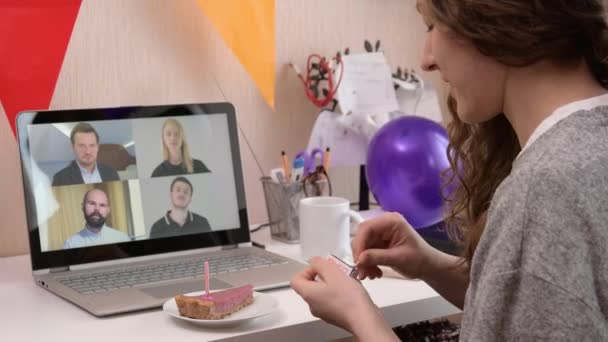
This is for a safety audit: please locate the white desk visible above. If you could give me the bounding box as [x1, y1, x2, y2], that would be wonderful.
[1, 229, 460, 341]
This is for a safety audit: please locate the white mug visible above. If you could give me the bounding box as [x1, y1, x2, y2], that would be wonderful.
[299, 196, 364, 260]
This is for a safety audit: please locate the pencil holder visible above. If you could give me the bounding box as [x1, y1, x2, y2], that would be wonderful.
[260, 177, 328, 244]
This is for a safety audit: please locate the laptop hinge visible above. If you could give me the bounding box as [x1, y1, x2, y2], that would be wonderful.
[50, 266, 70, 273]
[222, 244, 238, 250]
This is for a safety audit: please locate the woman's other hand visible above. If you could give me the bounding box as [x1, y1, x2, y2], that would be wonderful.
[290, 256, 395, 339]
[352, 212, 434, 280]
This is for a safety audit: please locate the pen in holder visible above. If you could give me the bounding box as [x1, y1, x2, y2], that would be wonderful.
[260, 176, 329, 244]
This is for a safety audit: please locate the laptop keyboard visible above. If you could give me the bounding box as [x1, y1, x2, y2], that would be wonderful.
[57, 252, 288, 294]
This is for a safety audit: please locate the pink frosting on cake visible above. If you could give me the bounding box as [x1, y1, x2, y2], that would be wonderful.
[199, 284, 253, 313]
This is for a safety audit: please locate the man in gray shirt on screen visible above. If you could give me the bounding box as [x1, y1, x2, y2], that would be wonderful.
[149, 176, 211, 239]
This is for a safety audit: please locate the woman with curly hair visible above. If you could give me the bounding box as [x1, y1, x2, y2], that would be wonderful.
[292, 1, 608, 340]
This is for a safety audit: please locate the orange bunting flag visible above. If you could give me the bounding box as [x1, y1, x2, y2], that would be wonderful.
[0, 0, 82, 137]
[196, 0, 275, 109]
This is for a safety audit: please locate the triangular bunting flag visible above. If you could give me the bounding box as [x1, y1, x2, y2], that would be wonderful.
[196, 0, 275, 109]
[0, 0, 82, 137]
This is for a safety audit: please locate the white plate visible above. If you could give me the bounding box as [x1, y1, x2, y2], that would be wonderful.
[163, 291, 278, 327]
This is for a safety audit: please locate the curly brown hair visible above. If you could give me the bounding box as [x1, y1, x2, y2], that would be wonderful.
[427, 0, 608, 265]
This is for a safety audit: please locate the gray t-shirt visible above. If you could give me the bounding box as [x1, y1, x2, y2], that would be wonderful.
[460, 107, 608, 340]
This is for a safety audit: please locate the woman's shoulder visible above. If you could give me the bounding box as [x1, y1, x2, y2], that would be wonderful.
[151, 161, 169, 177]
[192, 158, 211, 173]
[515, 111, 608, 183]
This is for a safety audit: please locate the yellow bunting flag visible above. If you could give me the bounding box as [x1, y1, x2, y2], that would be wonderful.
[196, 0, 275, 109]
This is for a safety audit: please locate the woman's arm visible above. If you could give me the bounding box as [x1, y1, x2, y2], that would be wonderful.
[417, 248, 469, 309]
[291, 257, 400, 342]
[349, 306, 400, 342]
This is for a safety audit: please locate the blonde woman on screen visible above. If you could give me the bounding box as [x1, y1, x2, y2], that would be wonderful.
[151, 118, 210, 177]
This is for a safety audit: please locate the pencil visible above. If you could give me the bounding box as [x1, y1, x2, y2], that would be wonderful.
[281, 150, 291, 180]
[323, 147, 331, 170]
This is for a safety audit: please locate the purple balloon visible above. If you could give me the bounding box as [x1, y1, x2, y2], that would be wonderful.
[366, 116, 452, 229]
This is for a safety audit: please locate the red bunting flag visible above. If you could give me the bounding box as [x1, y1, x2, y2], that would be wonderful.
[0, 0, 82, 137]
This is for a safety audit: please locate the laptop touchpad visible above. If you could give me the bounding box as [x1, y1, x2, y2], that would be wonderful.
[140, 279, 232, 299]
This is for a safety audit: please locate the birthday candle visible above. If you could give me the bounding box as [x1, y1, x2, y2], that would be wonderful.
[205, 260, 210, 297]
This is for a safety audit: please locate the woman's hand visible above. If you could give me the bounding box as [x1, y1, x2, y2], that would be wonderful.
[352, 212, 434, 280]
[291, 257, 396, 339]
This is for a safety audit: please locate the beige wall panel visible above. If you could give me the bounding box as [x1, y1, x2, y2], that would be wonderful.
[1, 0, 445, 256]
[52, 0, 224, 107]
[0, 103, 29, 256]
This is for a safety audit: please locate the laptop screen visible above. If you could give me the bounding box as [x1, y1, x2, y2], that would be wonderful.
[17, 103, 250, 270]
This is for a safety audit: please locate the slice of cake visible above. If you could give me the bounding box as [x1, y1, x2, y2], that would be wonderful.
[175, 284, 254, 320]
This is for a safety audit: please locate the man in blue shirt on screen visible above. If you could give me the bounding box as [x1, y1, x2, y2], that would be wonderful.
[63, 189, 130, 249]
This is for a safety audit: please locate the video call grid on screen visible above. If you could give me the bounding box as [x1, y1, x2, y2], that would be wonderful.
[26, 114, 240, 252]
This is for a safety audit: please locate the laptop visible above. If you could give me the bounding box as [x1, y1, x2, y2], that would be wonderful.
[16, 102, 307, 316]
